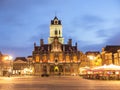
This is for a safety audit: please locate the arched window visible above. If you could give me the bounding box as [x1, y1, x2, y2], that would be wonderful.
[54, 21, 58, 24]
[55, 30, 57, 35]
[59, 30, 60, 35]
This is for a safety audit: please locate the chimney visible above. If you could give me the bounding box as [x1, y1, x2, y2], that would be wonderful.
[75, 42, 78, 50]
[34, 42, 36, 50]
[68, 39, 72, 46]
[75, 42, 77, 47]
[34, 42, 36, 47]
[40, 39, 44, 46]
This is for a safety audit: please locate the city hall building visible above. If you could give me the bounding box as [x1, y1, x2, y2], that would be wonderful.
[32, 16, 82, 76]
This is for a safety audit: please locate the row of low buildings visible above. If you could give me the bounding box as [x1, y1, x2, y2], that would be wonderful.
[1, 16, 120, 76]
[85, 46, 120, 68]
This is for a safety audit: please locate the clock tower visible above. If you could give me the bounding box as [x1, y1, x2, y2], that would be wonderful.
[48, 16, 64, 44]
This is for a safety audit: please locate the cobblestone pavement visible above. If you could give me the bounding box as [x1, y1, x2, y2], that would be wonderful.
[0, 76, 120, 90]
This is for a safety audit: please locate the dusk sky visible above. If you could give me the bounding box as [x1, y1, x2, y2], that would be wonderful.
[0, 0, 120, 58]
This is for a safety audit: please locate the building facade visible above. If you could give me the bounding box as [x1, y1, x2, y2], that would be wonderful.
[13, 57, 30, 75]
[85, 51, 102, 68]
[32, 16, 83, 76]
[0, 52, 13, 76]
[101, 45, 120, 65]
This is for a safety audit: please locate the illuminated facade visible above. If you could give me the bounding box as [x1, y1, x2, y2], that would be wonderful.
[0, 52, 13, 76]
[85, 51, 102, 68]
[13, 57, 28, 75]
[13, 56, 33, 75]
[32, 16, 82, 75]
[101, 45, 120, 65]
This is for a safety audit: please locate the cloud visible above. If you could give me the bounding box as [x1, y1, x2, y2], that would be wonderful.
[106, 32, 120, 45]
[0, 46, 33, 59]
[64, 17, 119, 54]
[81, 15, 104, 24]
[0, 0, 120, 57]
[72, 14, 104, 30]
[96, 29, 108, 38]
[64, 15, 106, 45]
[79, 19, 120, 52]
[72, 38, 106, 53]
[0, 0, 59, 15]
[68, 14, 105, 38]
[0, 0, 55, 24]
[29, 24, 49, 44]
[79, 43, 105, 53]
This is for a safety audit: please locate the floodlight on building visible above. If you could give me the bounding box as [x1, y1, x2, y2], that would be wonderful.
[87, 55, 95, 60]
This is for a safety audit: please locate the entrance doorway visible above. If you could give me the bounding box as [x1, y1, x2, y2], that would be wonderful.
[54, 66, 59, 75]
[50, 65, 63, 75]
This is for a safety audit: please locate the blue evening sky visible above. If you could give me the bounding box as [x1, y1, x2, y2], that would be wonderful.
[0, 0, 120, 58]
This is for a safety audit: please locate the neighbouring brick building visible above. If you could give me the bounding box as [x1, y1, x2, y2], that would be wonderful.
[13, 57, 28, 75]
